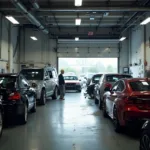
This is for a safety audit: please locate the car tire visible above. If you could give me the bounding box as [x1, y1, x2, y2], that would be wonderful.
[103, 102, 108, 118]
[40, 89, 46, 105]
[52, 87, 58, 100]
[78, 90, 81, 93]
[113, 106, 122, 133]
[0, 110, 3, 138]
[31, 97, 36, 113]
[140, 130, 150, 150]
[20, 104, 28, 125]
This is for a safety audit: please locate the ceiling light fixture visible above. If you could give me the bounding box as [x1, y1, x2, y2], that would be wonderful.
[75, 18, 81, 25]
[30, 36, 38, 41]
[140, 17, 150, 25]
[75, 0, 82, 6]
[119, 37, 126, 41]
[90, 17, 95, 21]
[75, 37, 79, 41]
[5, 16, 19, 24]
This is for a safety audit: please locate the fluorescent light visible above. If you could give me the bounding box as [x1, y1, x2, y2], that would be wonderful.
[119, 37, 126, 41]
[5, 16, 19, 24]
[90, 17, 95, 20]
[75, 0, 82, 6]
[30, 36, 38, 41]
[140, 17, 150, 25]
[75, 37, 79, 41]
[75, 18, 81, 25]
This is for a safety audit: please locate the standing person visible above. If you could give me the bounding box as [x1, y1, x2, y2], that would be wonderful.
[58, 69, 65, 100]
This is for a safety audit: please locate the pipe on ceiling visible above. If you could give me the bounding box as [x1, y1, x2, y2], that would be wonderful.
[38, 7, 150, 12]
[29, 0, 40, 9]
[11, 0, 49, 34]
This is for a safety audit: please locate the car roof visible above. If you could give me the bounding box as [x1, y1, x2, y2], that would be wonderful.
[123, 78, 150, 82]
[0, 73, 18, 77]
[93, 74, 102, 76]
[103, 73, 131, 76]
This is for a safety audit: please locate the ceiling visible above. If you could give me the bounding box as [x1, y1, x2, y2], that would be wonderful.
[0, 0, 150, 39]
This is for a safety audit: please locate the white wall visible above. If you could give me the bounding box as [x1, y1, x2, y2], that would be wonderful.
[0, 13, 19, 73]
[129, 26, 145, 77]
[119, 32, 129, 74]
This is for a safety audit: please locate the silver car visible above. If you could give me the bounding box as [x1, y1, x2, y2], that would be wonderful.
[94, 74, 132, 109]
[20, 67, 58, 105]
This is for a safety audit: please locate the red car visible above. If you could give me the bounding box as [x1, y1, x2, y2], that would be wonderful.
[103, 78, 150, 132]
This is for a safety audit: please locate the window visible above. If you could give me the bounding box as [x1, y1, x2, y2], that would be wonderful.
[92, 75, 102, 84]
[19, 76, 29, 88]
[106, 75, 132, 83]
[117, 81, 125, 92]
[0, 76, 16, 88]
[129, 81, 150, 91]
[64, 76, 78, 80]
[112, 81, 119, 91]
[21, 69, 44, 80]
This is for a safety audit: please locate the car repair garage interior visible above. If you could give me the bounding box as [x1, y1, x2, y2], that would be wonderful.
[0, 0, 150, 150]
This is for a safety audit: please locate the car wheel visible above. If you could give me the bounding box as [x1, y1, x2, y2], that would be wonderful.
[31, 97, 36, 113]
[140, 130, 150, 150]
[113, 106, 122, 133]
[40, 89, 46, 105]
[0, 110, 3, 137]
[103, 101, 108, 118]
[20, 104, 28, 125]
[52, 87, 58, 100]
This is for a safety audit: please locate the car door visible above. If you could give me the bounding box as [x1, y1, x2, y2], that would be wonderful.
[44, 70, 51, 97]
[19, 75, 34, 110]
[106, 81, 119, 118]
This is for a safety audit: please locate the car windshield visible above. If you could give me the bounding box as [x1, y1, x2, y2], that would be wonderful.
[106, 75, 132, 82]
[92, 75, 102, 83]
[64, 76, 78, 80]
[21, 69, 44, 80]
[130, 81, 150, 91]
[0, 76, 16, 88]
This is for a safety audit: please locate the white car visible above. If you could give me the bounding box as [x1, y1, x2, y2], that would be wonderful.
[64, 75, 81, 92]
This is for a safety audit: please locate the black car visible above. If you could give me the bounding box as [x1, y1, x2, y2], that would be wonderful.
[140, 120, 150, 150]
[87, 74, 102, 98]
[0, 98, 3, 137]
[0, 73, 36, 124]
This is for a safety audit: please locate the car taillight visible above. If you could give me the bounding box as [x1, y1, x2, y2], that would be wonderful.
[8, 92, 21, 100]
[104, 82, 112, 88]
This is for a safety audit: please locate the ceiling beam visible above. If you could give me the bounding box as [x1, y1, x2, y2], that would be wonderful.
[1, 6, 150, 12]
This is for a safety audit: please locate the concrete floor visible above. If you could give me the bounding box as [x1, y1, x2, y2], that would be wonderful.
[0, 91, 139, 150]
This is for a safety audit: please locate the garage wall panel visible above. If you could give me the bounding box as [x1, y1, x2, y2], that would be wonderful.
[130, 26, 144, 77]
[19, 28, 57, 70]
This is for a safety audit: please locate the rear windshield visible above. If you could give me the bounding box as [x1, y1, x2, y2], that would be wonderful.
[21, 69, 44, 80]
[92, 75, 102, 83]
[106, 75, 132, 82]
[130, 81, 150, 91]
[64, 76, 78, 80]
[0, 76, 16, 88]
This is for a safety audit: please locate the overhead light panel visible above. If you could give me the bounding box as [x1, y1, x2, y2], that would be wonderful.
[30, 36, 38, 41]
[75, 37, 79, 41]
[5, 16, 19, 24]
[90, 17, 95, 21]
[75, 18, 81, 25]
[75, 0, 82, 6]
[119, 37, 126, 41]
[140, 17, 150, 25]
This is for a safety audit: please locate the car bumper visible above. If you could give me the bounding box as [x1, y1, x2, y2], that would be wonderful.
[3, 100, 25, 118]
[65, 85, 81, 91]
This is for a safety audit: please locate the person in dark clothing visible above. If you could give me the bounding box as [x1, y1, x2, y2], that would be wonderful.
[58, 69, 65, 100]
